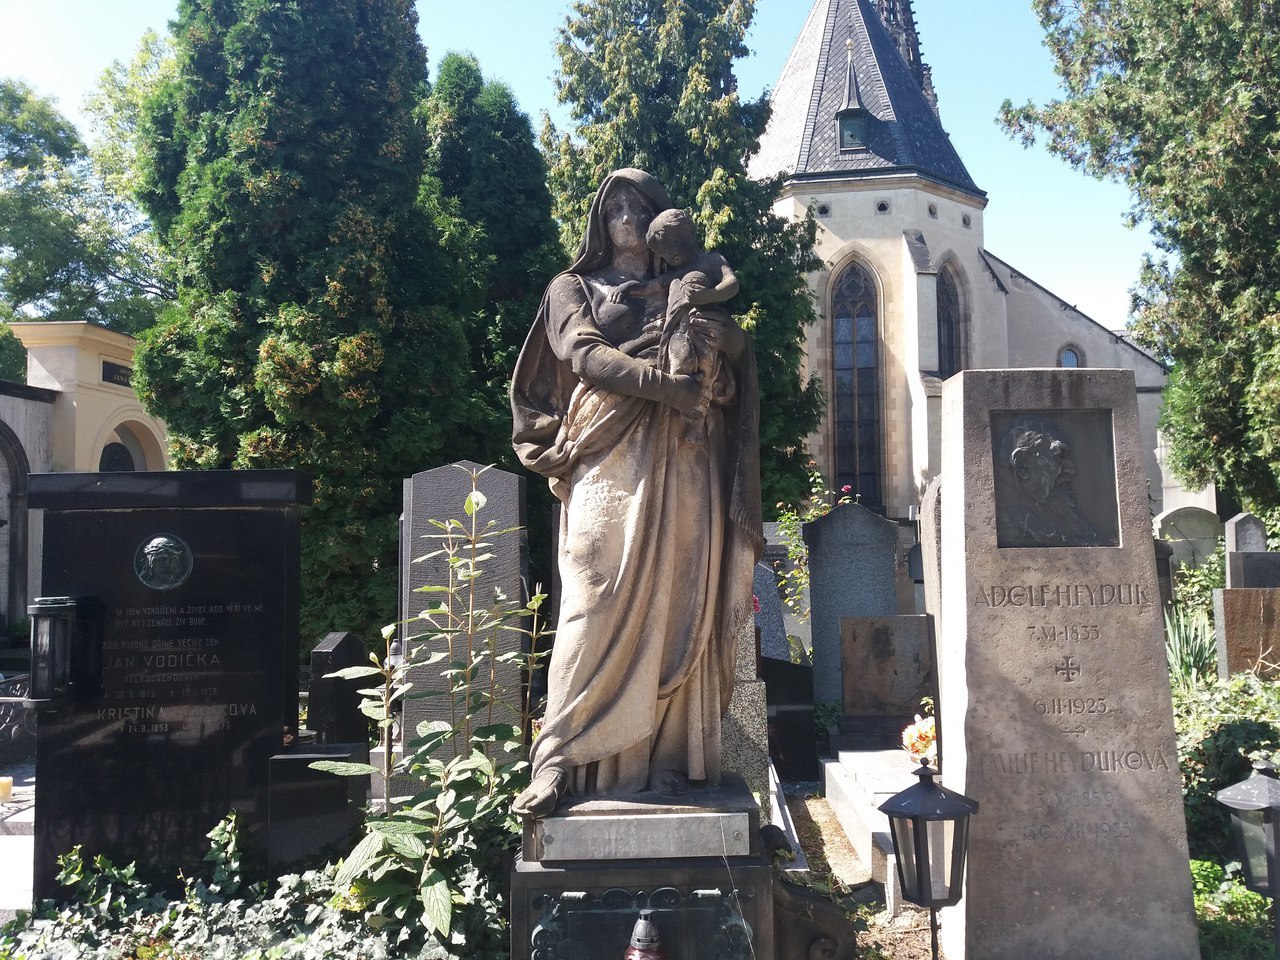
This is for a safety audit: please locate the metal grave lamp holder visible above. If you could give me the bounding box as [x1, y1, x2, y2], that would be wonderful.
[27, 597, 78, 703]
[879, 763, 980, 960]
[1217, 760, 1280, 955]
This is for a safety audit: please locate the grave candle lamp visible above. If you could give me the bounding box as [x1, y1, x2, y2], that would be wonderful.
[27, 597, 79, 703]
[879, 763, 979, 960]
[1217, 760, 1280, 955]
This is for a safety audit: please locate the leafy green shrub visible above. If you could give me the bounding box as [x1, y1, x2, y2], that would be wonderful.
[1191, 859, 1273, 959]
[0, 823, 441, 960]
[314, 467, 546, 954]
[1173, 674, 1280, 858]
[775, 463, 851, 625]
[1165, 603, 1217, 688]
[1173, 539, 1224, 624]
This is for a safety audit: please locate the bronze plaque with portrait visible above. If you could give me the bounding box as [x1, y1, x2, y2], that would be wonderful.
[990, 409, 1119, 548]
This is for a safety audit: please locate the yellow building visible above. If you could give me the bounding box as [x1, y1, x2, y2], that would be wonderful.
[0, 322, 167, 627]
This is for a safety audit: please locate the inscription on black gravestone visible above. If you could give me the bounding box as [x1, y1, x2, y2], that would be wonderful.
[29, 471, 309, 901]
[991, 410, 1119, 548]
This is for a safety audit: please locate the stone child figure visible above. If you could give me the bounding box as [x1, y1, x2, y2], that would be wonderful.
[509, 169, 763, 818]
[609, 209, 740, 443]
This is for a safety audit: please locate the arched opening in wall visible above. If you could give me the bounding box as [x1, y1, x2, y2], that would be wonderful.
[830, 260, 883, 511]
[1059, 345, 1084, 368]
[937, 265, 963, 379]
[100, 421, 164, 472]
[0, 420, 30, 628]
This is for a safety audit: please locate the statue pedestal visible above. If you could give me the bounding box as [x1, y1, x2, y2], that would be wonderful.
[510, 775, 773, 960]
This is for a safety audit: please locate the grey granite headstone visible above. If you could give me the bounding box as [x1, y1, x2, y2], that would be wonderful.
[399, 462, 526, 760]
[1154, 505, 1222, 567]
[723, 618, 769, 815]
[802, 503, 898, 706]
[1226, 512, 1268, 554]
[753, 562, 790, 662]
[938, 369, 1197, 960]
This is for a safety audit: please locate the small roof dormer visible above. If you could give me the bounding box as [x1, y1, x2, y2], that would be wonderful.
[836, 38, 869, 152]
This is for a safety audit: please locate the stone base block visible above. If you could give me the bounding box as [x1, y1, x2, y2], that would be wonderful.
[522, 773, 761, 863]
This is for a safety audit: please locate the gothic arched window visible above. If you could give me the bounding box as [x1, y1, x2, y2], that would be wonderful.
[937, 266, 961, 379]
[831, 261, 882, 510]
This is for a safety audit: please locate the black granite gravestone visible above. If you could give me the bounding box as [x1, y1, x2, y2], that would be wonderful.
[29, 471, 310, 900]
[307, 631, 367, 745]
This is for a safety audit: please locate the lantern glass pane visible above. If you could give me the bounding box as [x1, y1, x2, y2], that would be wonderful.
[926, 819, 956, 902]
[31, 619, 52, 698]
[891, 818, 920, 899]
[52, 618, 71, 690]
[1235, 808, 1270, 891]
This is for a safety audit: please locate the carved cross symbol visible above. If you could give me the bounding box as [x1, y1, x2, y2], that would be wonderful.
[1054, 656, 1081, 682]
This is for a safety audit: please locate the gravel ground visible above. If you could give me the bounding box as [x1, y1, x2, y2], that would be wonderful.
[783, 785, 935, 960]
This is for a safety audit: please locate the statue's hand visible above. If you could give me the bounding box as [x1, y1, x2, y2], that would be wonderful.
[688, 313, 745, 362]
[661, 374, 702, 415]
[608, 280, 641, 304]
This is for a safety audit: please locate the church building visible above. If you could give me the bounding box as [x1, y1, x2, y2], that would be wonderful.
[750, 0, 1169, 523]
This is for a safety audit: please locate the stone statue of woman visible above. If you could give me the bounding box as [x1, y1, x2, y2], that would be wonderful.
[509, 168, 763, 818]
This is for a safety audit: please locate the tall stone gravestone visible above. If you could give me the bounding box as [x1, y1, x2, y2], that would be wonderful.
[938, 370, 1197, 960]
[802, 503, 898, 706]
[29, 471, 309, 900]
[398, 462, 526, 765]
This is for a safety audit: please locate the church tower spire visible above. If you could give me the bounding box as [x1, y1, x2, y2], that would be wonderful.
[874, 0, 938, 115]
[749, 0, 979, 197]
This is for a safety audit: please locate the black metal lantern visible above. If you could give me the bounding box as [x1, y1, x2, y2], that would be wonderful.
[1217, 760, 1280, 954]
[879, 764, 979, 960]
[27, 597, 78, 702]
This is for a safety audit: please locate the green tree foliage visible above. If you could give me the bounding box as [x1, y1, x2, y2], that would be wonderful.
[1000, 0, 1280, 512]
[421, 53, 561, 406]
[135, 0, 487, 641]
[0, 78, 171, 333]
[544, 0, 823, 509]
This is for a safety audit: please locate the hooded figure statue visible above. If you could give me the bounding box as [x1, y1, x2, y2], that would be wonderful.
[510, 168, 762, 817]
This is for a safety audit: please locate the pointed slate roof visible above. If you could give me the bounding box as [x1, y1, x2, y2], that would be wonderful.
[749, 0, 982, 197]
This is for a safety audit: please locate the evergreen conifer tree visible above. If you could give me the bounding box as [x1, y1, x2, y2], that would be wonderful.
[544, 0, 823, 509]
[135, 0, 486, 639]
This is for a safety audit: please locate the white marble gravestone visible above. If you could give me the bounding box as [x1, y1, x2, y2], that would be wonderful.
[938, 369, 1197, 960]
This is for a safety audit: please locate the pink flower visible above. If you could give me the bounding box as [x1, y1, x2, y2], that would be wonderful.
[841, 485, 852, 494]
[752, 594, 761, 614]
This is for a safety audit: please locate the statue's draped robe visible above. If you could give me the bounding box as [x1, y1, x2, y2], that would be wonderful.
[512, 272, 762, 796]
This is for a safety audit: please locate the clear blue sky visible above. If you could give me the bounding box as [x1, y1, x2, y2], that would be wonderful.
[0, 0, 1154, 331]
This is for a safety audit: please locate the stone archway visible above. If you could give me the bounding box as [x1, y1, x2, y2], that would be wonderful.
[0, 419, 31, 627]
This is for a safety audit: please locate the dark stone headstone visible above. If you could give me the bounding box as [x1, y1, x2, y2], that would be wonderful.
[1227, 552, 1280, 590]
[753, 563, 790, 662]
[1154, 539, 1176, 609]
[1214, 588, 1280, 679]
[839, 615, 933, 718]
[307, 631, 367, 745]
[29, 470, 309, 900]
[1226, 512, 1268, 555]
[802, 504, 898, 706]
[268, 743, 366, 869]
[398, 462, 526, 757]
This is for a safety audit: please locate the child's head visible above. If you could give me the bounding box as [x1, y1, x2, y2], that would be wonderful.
[646, 209, 700, 266]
